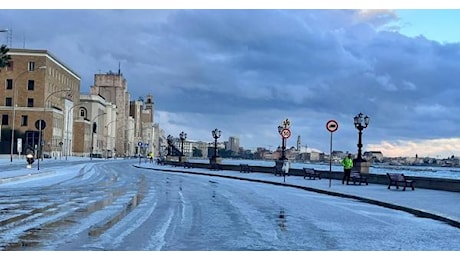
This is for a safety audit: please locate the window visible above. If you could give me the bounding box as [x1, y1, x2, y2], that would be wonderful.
[27, 98, 34, 107]
[28, 61, 35, 71]
[21, 115, 28, 126]
[5, 97, 12, 107]
[1, 114, 8, 125]
[27, 80, 34, 90]
[6, 79, 13, 90]
[79, 108, 87, 118]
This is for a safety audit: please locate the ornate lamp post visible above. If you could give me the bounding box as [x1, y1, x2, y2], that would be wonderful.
[277, 118, 291, 161]
[179, 131, 187, 162]
[211, 128, 221, 163]
[353, 112, 370, 162]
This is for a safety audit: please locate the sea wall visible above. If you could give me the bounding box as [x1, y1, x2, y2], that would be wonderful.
[167, 161, 460, 193]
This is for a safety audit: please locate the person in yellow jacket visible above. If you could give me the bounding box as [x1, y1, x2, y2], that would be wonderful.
[341, 153, 353, 185]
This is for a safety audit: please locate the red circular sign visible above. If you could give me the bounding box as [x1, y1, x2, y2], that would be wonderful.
[326, 120, 338, 132]
[280, 128, 291, 138]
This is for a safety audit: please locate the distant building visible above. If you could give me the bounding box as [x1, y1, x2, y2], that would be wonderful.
[227, 136, 240, 153]
[363, 151, 384, 162]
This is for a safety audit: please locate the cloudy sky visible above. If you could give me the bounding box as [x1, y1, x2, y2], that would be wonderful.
[2, 2, 460, 158]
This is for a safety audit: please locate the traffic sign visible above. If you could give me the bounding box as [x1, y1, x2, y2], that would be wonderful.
[280, 128, 291, 138]
[138, 142, 143, 147]
[326, 120, 338, 133]
[35, 119, 46, 130]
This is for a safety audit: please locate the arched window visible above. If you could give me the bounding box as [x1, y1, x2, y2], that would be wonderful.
[79, 107, 87, 119]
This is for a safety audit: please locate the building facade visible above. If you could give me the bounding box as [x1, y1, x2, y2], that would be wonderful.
[1, 50, 160, 160]
[0, 48, 80, 159]
[90, 72, 130, 157]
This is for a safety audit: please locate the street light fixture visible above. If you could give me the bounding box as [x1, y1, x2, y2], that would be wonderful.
[90, 112, 107, 160]
[10, 65, 46, 162]
[37, 87, 71, 170]
[179, 131, 187, 162]
[277, 118, 291, 161]
[354, 112, 370, 162]
[64, 102, 88, 160]
[211, 128, 221, 163]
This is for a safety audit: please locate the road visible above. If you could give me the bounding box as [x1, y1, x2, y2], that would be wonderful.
[0, 159, 459, 250]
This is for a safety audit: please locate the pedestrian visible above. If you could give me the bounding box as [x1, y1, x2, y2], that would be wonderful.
[281, 160, 290, 176]
[341, 154, 353, 185]
[149, 152, 154, 163]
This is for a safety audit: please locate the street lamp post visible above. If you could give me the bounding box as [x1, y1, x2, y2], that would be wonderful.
[179, 131, 187, 162]
[90, 112, 106, 160]
[277, 118, 291, 161]
[37, 87, 71, 170]
[353, 112, 370, 162]
[104, 120, 117, 159]
[211, 128, 221, 163]
[10, 66, 46, 162]
[65, 102, 88, 160]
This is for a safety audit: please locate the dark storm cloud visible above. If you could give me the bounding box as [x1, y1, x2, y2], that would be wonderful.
[1, 9, 460, 156]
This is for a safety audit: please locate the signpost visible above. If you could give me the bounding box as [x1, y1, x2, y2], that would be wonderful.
[326, 120, 339, 187]
[138, 142, 143, 165]
[35, 119, 46, 171]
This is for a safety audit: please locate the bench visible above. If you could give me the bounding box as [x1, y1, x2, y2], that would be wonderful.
[239, 164, 251, 173]
[350, 171, 368, 185]
[182, 162, 192, 168]
[303, 168, 321, 180]
[273, 164, 284, 176]
[387, 173, 415, 191]
[156, 158, 166, 165]
[209, 163, 221, 171]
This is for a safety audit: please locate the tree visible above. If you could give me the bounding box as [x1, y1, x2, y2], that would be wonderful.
[0, 44, 11, 70]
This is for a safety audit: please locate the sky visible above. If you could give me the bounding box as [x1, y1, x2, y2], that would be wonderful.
[2, 2, 460, 158]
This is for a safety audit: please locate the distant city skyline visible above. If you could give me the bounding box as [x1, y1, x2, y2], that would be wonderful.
[2, 5, 460, 158]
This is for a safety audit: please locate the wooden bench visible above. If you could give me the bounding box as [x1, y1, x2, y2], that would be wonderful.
[239, 164, 251, 173]
[350, 171, 368, 185]
[303, 168, 321, 180]
[273, 164, 284, 176]
[387, 173, 415, 191]
[209, 163, 221, 171]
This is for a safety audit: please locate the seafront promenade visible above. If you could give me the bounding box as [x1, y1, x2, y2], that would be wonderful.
[1, 156, 460, 231]
[136, 161, 460, 230]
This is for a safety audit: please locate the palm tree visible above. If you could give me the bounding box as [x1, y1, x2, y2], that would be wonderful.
[0, 44, 11, 70]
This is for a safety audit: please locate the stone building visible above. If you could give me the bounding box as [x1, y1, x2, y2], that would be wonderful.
[73, 94, 117, 158]
[128, 94, 155, 156]
[90, 72, 130, 157]
[0, 48, 80, 159]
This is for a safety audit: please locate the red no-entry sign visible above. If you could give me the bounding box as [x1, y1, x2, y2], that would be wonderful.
[326, 120, 338, 133]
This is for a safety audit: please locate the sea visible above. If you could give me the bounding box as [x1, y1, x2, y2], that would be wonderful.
[189, 158, 460, 180]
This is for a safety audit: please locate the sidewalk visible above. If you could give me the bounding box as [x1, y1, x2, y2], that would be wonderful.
[135, 163, 460, 229]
